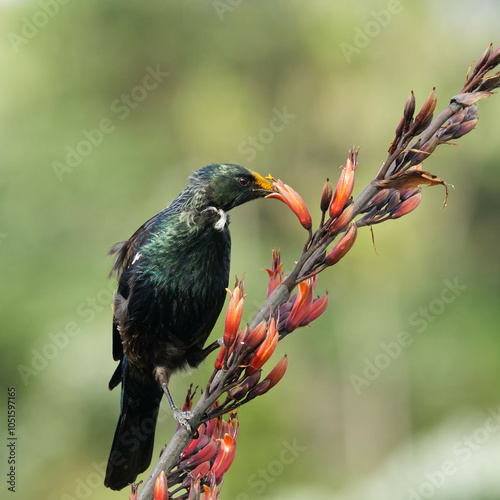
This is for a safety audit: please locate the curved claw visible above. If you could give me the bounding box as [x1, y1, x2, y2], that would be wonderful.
[172, 408, 193, 432]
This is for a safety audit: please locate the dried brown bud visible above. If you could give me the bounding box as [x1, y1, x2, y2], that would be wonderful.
[404, 90, 416, 129]
[473, 43, 493, 76]
[411, 88, 437, 135]
[258, 355, 288, 394]
[477, 71, 500, 92]
[409, 136, 439, 166]
[451, 118, 478, 140]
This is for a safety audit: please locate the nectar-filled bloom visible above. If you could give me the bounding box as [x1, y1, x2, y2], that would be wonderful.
[153, 471, 169, 500]
[325, 223, 358, 266]
[266, 178, 312, 230]
[329, 148, 358, 219]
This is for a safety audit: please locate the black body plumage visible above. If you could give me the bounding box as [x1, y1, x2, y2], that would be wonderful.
[104, 164, 273, 490]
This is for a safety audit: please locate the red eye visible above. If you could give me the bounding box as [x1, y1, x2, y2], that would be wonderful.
[238, 177, 249, 186]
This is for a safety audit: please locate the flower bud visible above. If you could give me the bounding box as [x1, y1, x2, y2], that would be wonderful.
[260, 355, 288, 394]
[300, 292, 329, 327]
[328, 202, 354, 235]
[391, 191, 422, 219]
[284, 281, 313, 333]
[223, 279, 245, 348]
[325, 223, 358, 266]
[329, 148, 358, 219]
[320, 178, 333, 213]
[264, 249, 283, 298]
[411, 88, 437, 135]
[245, 318, 278, 375]
[154, 471, 169, 500]
[241, 320, 267, 354]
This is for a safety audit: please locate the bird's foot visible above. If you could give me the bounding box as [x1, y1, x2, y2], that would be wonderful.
[172, 408, 193, 432]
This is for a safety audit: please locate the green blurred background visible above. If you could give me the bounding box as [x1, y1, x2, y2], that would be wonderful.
[1, 1, 500, 499]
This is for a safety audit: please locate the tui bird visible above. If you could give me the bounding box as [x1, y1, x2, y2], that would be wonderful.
[104, 163, 274, 490]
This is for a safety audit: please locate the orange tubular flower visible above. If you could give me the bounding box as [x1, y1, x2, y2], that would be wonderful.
[153, 471, 169, 500]
[211, 434, 237, 482]
[285, 281, 314, 333]
[241, 320, 267, 354]
[328, 202, 354, 235]
[266, 178, 312, 230]
[299, 292, 329, 327]
[325, 223, 358, 266]
[329, 148, 358, 219]
[223, 280, 245, 348]
[245, 318, 278, 376]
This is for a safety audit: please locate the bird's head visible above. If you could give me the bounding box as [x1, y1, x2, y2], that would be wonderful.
[190, 163, 274, 211]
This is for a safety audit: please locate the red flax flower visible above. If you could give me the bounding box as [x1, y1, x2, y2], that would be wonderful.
[153, 471, 169, 500]
[285, 281, 313, 333]
[266, 178, 312, 230]
[249, 355, 288, 398]
[245, 317, 278, 375]
[282, 278, 329, 334]
[328, 202, 354, 235]
[329, 148, 358, 219]
[223, 278, 245, 348]
[325, 222, 358, 266]
[299, 292, 329, 327]
[264, 248, 283, 297]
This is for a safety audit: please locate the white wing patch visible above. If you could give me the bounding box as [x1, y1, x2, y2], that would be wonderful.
[132, 252, 141, 265]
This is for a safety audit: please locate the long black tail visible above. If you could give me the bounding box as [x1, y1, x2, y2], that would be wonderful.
[105, 359, 163, 491]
